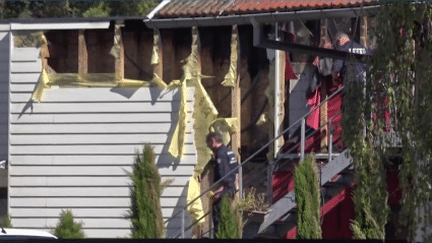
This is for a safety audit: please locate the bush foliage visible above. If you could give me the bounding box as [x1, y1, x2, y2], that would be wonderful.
[53, 210, 85, 239]
[0, 214, 12, 228]
[294, 154, 321, 239]
[216, 196, 240, 239]
[128, 144, 164, 238]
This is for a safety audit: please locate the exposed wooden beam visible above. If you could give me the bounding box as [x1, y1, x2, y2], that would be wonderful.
[153, 28, 163, 80]
[274, 22, 285, 158]
[320, 19, 328, 152]
[231, 25, 241, 160]
[78, 30, 88, 75]
[254, 24, 370, 62]
[360, 16, 368, 47]
[114, 24, 124, 80]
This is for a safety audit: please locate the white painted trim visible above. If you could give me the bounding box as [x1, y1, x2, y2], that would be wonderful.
[11, 22, 110, 30]
[0, 24, 10, 32]
[7, 27, 11, 218]
[147, 0, 171, 20]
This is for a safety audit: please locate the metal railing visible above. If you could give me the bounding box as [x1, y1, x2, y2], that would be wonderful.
[268, 109, 343, 204]
[167, 85, 346, 239]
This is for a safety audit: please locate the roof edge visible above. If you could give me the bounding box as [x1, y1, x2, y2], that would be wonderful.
[147, 0, 172, 19]
[144, 5, 380, 29]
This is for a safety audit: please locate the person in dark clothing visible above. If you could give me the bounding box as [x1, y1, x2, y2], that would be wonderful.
[206, 132, 238, 200]
[206, 132, 239, 237]
[332, 32, 370, 84]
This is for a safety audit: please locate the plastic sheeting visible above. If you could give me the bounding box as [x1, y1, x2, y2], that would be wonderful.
[31, 72, 154, 102]
[14, 31, 46, 48]
[186, 174, 205, 224]
[210, 118, 239, 146]
[151, 28, 161, 66]
[221, 25, 238, 87]
[168, 78, 188, 158]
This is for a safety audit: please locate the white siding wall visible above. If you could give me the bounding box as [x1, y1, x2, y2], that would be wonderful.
[0, 25, 10, 222]
[9, 46, 196, 238]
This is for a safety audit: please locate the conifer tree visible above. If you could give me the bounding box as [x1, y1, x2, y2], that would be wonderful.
[128, 144, 164, 238]
[216, 195, 239, 239]
[294, 154, 322, 239]
[53, 210, 85, 239]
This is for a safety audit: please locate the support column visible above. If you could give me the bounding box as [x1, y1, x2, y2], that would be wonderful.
[274, 24, 285, 158]
[360, 16, 368, 47]
[153, 28, 163, 80]
[78, 30, 88, 75]
[320, 19, 329, 152]
[231, 25, 241, 160]
[114, 24, 124, 80]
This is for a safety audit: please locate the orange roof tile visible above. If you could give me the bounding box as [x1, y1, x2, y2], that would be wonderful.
[156, 1, 377, 18]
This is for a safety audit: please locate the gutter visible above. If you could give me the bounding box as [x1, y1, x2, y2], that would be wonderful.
[144, 5, 379, 29]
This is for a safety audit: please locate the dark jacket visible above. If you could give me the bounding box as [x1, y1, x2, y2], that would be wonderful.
[332, 41, 370, 83]
[214, 145, 238, 196]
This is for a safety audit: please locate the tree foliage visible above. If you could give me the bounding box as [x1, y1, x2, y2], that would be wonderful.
[370, 2, 432, 241]
[294, 154, 322, 239]
[53, 210, 85, 239]
[344, 1, 432, 241]
[343, 80, 389, 239]
[0, 1, 159, 19]
[216, 196, 240, 239]
[127, 144, 164, 238]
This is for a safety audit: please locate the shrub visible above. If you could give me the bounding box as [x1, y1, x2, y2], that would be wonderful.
[0, 214, 12, 228]
[127, 144, 164, 238]
[53, 210, 85, 239]
[236, 187, 268, 214]
[216, 195, 240, 239]
[294, 154, 321, 239]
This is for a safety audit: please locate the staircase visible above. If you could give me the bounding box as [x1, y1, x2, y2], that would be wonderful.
[166, 86, 357, 239]
[245, 149, 354, 238]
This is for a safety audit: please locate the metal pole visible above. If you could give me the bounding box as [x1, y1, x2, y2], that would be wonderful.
[328, 119, 333, 162]
[300, 118, 305, 162]
[181, 208, 185, 238]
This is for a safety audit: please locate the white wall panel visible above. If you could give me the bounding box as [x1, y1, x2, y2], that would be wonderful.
[10, 113, 187, 124]
[9, 67, 197, 239]
[11, 102, 182, 113]
[10, 176, 190, 187]
[10, 60, 40, 73]
[10, 165, 195, 177]
[10, 154, 197, 165]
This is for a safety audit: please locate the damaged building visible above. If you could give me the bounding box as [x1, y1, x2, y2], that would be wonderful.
[0, 0, 423, 240]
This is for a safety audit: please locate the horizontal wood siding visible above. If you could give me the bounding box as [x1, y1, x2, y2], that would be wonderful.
[9, 47, 196, 238]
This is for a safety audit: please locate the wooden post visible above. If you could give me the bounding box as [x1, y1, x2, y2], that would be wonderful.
[320, 19, 328, 152]
[154, 29, 163, 80]
[78, 30, 88, 75]
[274, 36, 286, 158]
[231, 25, 241, 161]
[360, 16, 368, 47]
[114, 24, 124, 80]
